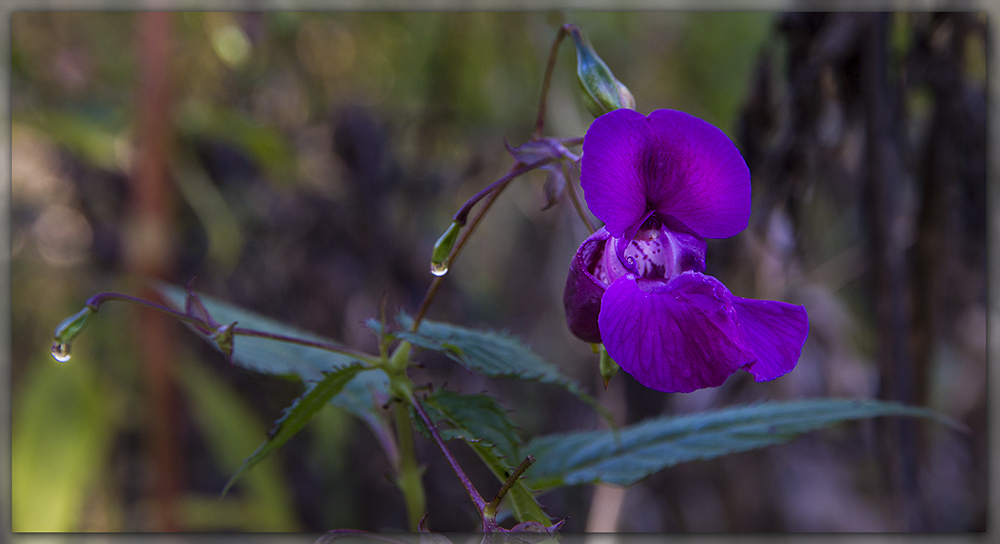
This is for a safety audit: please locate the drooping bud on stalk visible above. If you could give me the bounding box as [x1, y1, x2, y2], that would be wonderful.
[566, 24, 635, 117]
[212, 322, 237, 362]
[51, 306, 96, 362]
[430, 221, 462, 277]
[599, 343, 620, 390]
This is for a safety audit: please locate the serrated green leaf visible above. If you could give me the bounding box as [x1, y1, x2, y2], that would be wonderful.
[156, 283, 393, 474]
[412, 390, 522, 462]
[411, 391, 549, 525]
[396, 315, 600, 409]
[330, 368, 393, 445]
[524, 399, 958, 490]
[222, 364, 367, 495]
[157, 284, 361, 382]
[177, 360, 298, 530]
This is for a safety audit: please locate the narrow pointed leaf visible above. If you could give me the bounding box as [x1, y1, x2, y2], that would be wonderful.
[222, 364, 367, 495]
[411, 390, 550, 524]
[524, 399, 960, 490]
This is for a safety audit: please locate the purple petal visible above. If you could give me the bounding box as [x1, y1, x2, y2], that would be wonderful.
[580, 108, 653, 237]
[563, 228, 613, 343]
[644, 110, 751, 239]
[598, 272, 755, 393]
[732, 297, 809, 382]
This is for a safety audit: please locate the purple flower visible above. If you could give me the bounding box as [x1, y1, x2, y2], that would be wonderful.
[564, 109, 809, 393]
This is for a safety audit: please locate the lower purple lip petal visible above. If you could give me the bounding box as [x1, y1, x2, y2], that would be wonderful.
[597, 272, 754, 393]
[731, 296, 810, 382]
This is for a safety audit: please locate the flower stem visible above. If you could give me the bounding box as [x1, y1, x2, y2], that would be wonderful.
[452, 158, 555, 227]
[411, 166, 517, 332]
[85, 292, 207, 329]
[229, 328, 379, 366]
[533, 24, 570, 140]
[83, 292, 379, 365]
[558, 136, 584, 146]
[562, 161, 596, 234]
[410, 395, 487, 515]
[412, 25, 584, 333]
[392, 401, 426, 531]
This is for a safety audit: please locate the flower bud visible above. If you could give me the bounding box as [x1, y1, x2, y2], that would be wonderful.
[599, 343, 620, 390]
[53, 307, 95, 345]
[51, 306, 96, 363]
[212, 322, 237, 362]
[430, 221, 462, 277]
[567, 24, 635, 117]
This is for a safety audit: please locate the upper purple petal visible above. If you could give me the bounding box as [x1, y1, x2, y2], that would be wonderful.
[731, 296, 809, 382]
[580, 108, 653, 237]
[644, 110, 751, 238]
[598, 271, 755, 393]
[581, 109, 751, 239]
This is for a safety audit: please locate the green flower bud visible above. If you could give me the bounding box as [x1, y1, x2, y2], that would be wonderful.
[51, 306, 96, 363]
[430, 221, 462, 277]
[567, 24, 635, 117]
[598, 343, 620, 390]
[212, 322, 237, 362]
[53, 307, 95, 344]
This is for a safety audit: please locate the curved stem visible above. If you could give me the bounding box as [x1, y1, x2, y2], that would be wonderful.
[412, 25, 582, 333]
[84, 292, 379, 365]
[230, 328, 380, 366]
[452, 158, 554, 226]
[411, 170, 516, 331]
[533, 24, 570, 139]
[86, 292, 215, 330]
[562, 161, 595, 234]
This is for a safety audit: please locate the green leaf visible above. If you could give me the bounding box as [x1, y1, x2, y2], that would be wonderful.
[411, 390, 550, 525]
[397, 315, 601, 410]
[413, 390, 522, 462]
[12, 358, 113, 531]
[177, 360, 299, 530]
[19, 112, 123, 171]
[156, 284, 393, 468]
[222, 364, 367, 495]
[175, 101, 296, 183]
[330, 368, 392, 439]
[524, 399, 959, 490]
[157, 284, 360, 382]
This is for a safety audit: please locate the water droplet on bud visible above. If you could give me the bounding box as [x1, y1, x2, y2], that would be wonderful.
[430, 262, 449, 277]
[430, 221, 461, 277]
[51, 341, 72, 362]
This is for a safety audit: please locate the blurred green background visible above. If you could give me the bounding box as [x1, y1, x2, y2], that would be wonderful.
[11, 11, 987, 533]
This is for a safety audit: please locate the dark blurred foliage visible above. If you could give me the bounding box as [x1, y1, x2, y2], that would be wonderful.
[10, 11, 986, 533]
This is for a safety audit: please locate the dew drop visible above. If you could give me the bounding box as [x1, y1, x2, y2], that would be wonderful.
[51, 341, 72, 362]
[430, 262, 449, 277]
